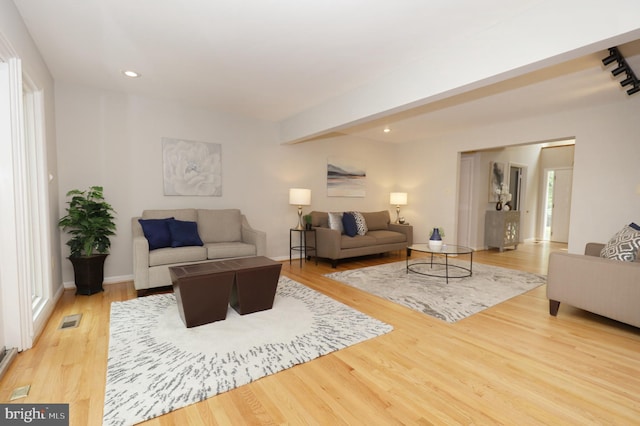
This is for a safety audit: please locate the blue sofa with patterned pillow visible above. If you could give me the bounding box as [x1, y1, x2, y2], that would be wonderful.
[310, 210, 413, 268]
[132, 208, 266, 296]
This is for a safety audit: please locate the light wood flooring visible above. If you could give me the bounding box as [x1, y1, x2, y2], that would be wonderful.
[2, 242, 640, 425]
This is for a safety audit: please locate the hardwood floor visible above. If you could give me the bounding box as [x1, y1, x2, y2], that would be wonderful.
[2, 242, 640, 425]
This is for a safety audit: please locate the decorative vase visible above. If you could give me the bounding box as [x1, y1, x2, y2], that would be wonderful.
[496, 201, 503, 211]
[428, 240, 443, 251]
[429, 227, 443, 251]
[69, 253, 108, 295]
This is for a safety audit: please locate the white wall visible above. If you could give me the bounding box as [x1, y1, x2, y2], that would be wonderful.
[397, 98, 640, 254]
[55, 83, 397, 283]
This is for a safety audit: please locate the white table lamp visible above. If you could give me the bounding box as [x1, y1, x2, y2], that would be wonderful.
[289, 188, 311, 230]
[389, 192, 408, 223]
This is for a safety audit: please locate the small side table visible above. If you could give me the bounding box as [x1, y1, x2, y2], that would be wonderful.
[289, 228, 317, 267]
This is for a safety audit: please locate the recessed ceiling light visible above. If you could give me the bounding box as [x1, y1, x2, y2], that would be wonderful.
[122, 70, 141, 78]
[383, 127, 391, 133]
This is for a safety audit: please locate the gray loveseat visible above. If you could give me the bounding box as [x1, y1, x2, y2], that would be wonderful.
[132, 208, 266, 296]
[547, 242, 640, 327]
[310, 210, 413, 267]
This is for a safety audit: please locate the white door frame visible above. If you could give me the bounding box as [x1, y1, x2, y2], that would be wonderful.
[0, 31, 53, 351]
[457, 153, 475, 248]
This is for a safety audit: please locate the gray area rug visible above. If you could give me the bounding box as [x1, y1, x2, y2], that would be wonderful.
[103, 276, 392, 426]
[325, 260, 545, 323]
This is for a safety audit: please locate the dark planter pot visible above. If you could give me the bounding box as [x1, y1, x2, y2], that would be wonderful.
[69, 254, 108, 295]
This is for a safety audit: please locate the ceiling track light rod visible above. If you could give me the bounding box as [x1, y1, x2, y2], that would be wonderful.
[602, 46, 640, 96]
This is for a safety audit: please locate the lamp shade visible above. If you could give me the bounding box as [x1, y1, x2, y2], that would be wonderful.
[389, 192, 408, 206]
[289, 188, 311, 205]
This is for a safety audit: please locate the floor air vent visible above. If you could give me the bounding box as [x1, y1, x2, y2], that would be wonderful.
[59, 313, 82, 330]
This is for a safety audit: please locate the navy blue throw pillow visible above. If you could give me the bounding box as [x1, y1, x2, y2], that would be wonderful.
[138, 218, 174, 250]
[168, 219, 204, 247]
[630, 222, 640, 231]
[342, 212, 358, 237]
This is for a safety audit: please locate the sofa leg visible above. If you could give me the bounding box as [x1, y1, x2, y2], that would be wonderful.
[331, 260, 338, 268]
[549, 300, 560, 316]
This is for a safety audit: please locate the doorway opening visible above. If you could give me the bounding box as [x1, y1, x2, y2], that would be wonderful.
[543, 170, 555, 240]
[508, 164, 524, 211]
[457, 139, 574, 250]
[542, 167, 573, 243]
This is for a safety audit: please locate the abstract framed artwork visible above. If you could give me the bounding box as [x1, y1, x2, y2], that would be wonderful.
[327, 157, 366, 197]
[162, 137, 222, 196]
[489, 161, 505, 202]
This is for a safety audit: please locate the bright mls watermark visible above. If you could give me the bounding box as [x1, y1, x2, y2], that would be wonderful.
[0, 404, 68, 425]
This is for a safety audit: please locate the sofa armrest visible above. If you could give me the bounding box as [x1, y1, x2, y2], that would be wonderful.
[388, 223, 413, 246]
[314, 227, 342, 259]
[547, 251, 640, 327]
[132, 217, 150, 290]
[584, 242, 605, 257]
[240, 215, 266, 256]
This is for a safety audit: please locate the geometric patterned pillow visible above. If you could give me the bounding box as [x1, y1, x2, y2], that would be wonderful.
[600, 225, 640, 262]
[351, 211, 369, 236]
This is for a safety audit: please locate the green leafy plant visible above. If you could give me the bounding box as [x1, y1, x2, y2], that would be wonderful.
[58, 186, 117, 257]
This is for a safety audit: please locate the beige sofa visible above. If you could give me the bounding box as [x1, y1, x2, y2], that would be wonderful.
[547, 242, 640, 327]
[132, 208, 266, 295]
[310, 210, 413, 267]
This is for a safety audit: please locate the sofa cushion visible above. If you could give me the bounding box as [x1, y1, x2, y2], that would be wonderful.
[361, 211, 390, 231]
[310, 211, 329, 228]
[205, 242, 257, 259]
[368, 230, 407, 244]
[138, 218, 174, 250]
[149, 246, 207, 267]
[352, 212, 368, 236]
[168, 219, 204, 248]
[142, 209, 197, 222]
[340, 234, 377, 249]
[342, 212, 358, 237]
[328, 212, 344, 233]
[197, 209, 242, 242]
[600, 225, 640, 262]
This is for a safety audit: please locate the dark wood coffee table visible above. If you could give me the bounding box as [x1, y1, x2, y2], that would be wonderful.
[224, 256, 283, 315]
[169, 262, 236, 328]
[169, 256, 282, 328]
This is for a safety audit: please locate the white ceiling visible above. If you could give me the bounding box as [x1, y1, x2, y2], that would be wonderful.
[12, 0, 640, 144]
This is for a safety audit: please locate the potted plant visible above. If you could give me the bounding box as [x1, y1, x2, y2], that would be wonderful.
[58, 186, 116, 295]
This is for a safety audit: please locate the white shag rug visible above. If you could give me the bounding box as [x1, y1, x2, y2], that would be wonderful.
[325, 260, 545, 323]
[103, 276, 392, 426]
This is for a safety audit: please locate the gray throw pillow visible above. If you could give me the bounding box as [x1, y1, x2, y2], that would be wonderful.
[328, 212, 344, 233]
[600, 225, 640, 262]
